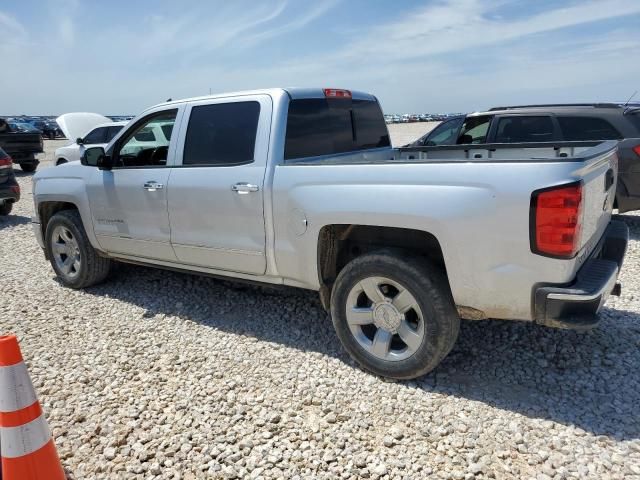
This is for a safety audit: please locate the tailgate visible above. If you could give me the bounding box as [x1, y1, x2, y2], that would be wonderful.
[575, 143, 618, 263]
[0, 133, 44, 154]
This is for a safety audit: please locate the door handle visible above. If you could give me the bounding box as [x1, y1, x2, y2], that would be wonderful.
[232, 183, 259, 194]
[143, 181, 164, 192]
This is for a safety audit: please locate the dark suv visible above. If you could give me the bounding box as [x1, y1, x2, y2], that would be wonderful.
[411, 104, 640, 212]
[0, 147, 20, 215]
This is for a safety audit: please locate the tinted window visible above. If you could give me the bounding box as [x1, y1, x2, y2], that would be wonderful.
[628, 112, 640, 132]
[284, 98, 390, 160]
[161, 124, 174, 140]
[105, 126, 123, 142]
[423, 117, 464, 145]
[457, 116, 492, 144]
[83, 127, 107, 144]
[183, 101, 260, 166]
[134, 127, 156, 142]
[558, 117, 622, 141]
[495, 116, 556, 143]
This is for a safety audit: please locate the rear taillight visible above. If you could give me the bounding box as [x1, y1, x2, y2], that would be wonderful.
[531, 183, 583, 258]
[633, 145, 640, 158]
[10, 185, 20, 195]
[324, 88, 352, 99]
[0, 156, 12, 169]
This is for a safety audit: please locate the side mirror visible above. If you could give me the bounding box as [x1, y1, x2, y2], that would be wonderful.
[76, 137, 84, 145]
[82, 146, 112, 170]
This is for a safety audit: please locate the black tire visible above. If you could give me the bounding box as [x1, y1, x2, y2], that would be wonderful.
[45, 209, 111, 289]
[20, 163, 37, 173]
[330, 252, 460, 379]
[56, 158, 68, 166]
[0, 202, 12, 216]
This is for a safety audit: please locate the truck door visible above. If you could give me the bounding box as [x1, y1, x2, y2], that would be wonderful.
[86, 107, 181, 261]
[167, 95, 272, 275]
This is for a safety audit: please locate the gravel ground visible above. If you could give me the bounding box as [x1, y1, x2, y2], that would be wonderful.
[0, 140, 639, 479]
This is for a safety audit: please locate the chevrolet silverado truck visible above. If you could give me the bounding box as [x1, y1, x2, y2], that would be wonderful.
[31, 88, 628, 379]
[0, 118, 44, 172]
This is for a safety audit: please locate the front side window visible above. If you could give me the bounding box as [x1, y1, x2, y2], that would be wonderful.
[105, 126, 123, 143]
[558, 116, 622, 141]
[423, 117, 465, 146]
[494, 116, 556, 143]
[83, 127, 107, 144]
[183, 102, 260, 166]
[114, 110, 177, 167]
[457, 116, 492, 144]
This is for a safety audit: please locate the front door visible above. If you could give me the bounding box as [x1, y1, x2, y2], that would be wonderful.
[87, 108, 181, 261]
[167, 95, 271, 275]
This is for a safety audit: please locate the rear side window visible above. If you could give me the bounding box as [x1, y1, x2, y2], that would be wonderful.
[83, 127, 107, 144]
[183, 101, 260, 166]
[558, 117, 622, 141]
[284, 98, 390, 160]
[494, 116, 556, 143]
[134, 127, 156, 142]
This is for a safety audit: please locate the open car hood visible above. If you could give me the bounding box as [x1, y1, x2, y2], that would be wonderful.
[56, 112, 112, 141]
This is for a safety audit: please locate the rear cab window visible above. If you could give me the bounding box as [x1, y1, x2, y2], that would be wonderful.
[284, 97, 390, 160]
[558, 117, 622, 141]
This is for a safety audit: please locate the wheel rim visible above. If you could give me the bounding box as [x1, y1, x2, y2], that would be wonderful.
[346, 276, 425, 362]
[51, 226, 81, 279]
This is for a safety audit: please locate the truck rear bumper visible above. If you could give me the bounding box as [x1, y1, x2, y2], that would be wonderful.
[534, 220, 628, 330]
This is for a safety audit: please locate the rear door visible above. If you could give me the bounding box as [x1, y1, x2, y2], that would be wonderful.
[167, 95, 272, 274]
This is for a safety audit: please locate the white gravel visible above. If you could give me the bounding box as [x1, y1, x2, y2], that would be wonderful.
[0, 140, 639, 479]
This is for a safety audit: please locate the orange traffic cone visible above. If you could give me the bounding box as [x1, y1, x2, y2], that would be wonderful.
[0, 335, 66, 479]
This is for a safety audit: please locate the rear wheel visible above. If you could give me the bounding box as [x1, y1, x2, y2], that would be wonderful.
[45, 209, 111, 288]
[330, 252, 460, 379]
[0, 202, 12, 216]
[20, 163, 37, 173]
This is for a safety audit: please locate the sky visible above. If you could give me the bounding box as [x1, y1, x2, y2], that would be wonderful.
[1, 0, 640, 115]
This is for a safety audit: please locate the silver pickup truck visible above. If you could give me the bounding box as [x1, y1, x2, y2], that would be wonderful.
[31, 88, 628, 379]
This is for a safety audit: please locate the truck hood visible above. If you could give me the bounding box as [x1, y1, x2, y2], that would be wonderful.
[56, 113, 111, 141]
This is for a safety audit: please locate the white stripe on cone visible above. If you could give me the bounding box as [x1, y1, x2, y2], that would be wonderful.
[0, 414, 52, 458]
[0, 362, 38, 413]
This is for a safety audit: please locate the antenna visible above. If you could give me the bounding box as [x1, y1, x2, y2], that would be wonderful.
[624, 90, 638, 108]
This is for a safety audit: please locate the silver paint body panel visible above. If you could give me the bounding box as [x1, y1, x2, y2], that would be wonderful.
[32, 88, 618, 321]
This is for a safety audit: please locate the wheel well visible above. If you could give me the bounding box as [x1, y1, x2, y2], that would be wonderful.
[56, 158, 67, 165]
[317, 225, 447, 309]
[39, 201, 78, 235]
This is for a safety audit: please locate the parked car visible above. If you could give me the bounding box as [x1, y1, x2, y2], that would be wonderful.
[29, 120, 61, 139]
[408, 104, 640, 212]
[54, 114, 127, 165]
[0, 147, 20, 215]
[32, 88, 627, 379]
[0, 118, 43, 172]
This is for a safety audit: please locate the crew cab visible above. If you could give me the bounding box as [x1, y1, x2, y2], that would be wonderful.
[31, 88, 628, 379]
[0, 118, 43, 173]
[410, 104, 640, 212]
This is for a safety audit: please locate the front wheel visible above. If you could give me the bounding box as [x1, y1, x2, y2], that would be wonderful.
[45, 209, 111, 288]
[330, 252, 460, 379]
